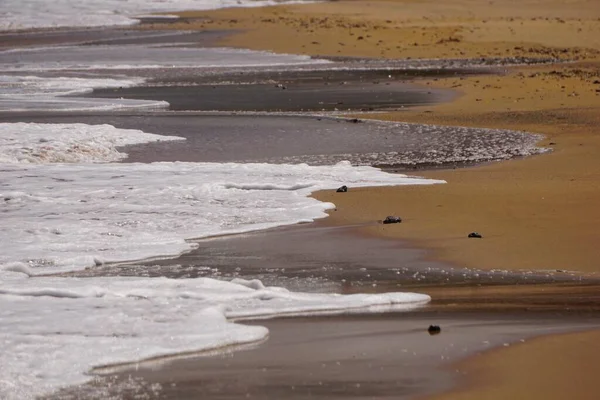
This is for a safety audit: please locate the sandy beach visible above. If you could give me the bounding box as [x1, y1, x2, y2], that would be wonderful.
[3, 0, 600, 399]
[138, 1, 600, 399]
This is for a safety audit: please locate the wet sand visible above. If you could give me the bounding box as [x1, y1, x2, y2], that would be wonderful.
[64, 222, 595, 292]
[88, 67, 455, 112]
[48, 307, 600, 400]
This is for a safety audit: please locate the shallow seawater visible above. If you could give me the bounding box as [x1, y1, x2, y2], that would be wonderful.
[1, 114, 546, 169]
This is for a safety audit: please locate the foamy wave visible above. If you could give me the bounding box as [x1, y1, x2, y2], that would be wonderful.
[0, 160, 443, 274]
[0, 0, 315, 31]
[0, 74, 169, 112]
[0, 123, 184, 163]
[0, 122, 444, 273]
[0, 273, 429, 400]
[0, 75, 143, 96]
[0, 46, 329, 72]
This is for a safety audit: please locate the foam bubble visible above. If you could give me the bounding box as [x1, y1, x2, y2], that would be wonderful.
[0, 122, 184, 163]
[0, 75, 169, 112]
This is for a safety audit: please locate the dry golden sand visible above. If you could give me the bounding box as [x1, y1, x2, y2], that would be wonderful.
[148, 1, 600, 399]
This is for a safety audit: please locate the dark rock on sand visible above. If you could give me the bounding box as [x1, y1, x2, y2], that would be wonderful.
[336, 185, 348, 193]
[428, 325, 441, 335]
[468, 232, 483, 238]
[383, 216, 402, 224]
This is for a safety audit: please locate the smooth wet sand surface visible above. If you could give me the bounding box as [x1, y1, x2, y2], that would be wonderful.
[51, 308, 598, 400]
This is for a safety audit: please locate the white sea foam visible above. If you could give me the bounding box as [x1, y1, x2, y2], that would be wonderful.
[0, 45, 327, 111]
[0, 45, 328, 72]
[0, 122, 184, 163]
[0, 122, 443, 272]
[0, 159, 443, 274]
[0, 271, 430, 400]
[0, 75, 143, 96]
[0, 122, 439, 399]
[0, 75, 169, 112]
[0, 0, 313, 31]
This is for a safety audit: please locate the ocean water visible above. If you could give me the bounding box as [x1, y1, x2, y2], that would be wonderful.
[0, 0, 311, 31]
[0, 44, 328, 112]
[0, 74, 170, 111]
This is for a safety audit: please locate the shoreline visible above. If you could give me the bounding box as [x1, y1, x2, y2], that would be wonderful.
[3, 1, 600, 398]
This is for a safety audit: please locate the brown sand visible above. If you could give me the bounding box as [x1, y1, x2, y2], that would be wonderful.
[144, 1, 600, 399]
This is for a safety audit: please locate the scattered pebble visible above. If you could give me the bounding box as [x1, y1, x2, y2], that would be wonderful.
[428, 325, 442, 335]
[383, 216, 402, 224]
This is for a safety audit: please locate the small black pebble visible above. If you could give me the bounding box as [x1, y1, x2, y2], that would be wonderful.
[383, 216, 402, 224]
[468, 232, 483, 238]
[428, 325, 441, 335]
[336, 185, 348, 193]
[348, 118, 362, 123]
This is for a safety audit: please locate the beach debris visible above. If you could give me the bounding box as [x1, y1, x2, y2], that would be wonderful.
[275, 83, 287, 90]
[347, 118, 362, 123]
[427, 325, 441, 335]
[468, 232, 483, 238]
[383, 216, 402, 224]
[336, 185, 348, 193]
